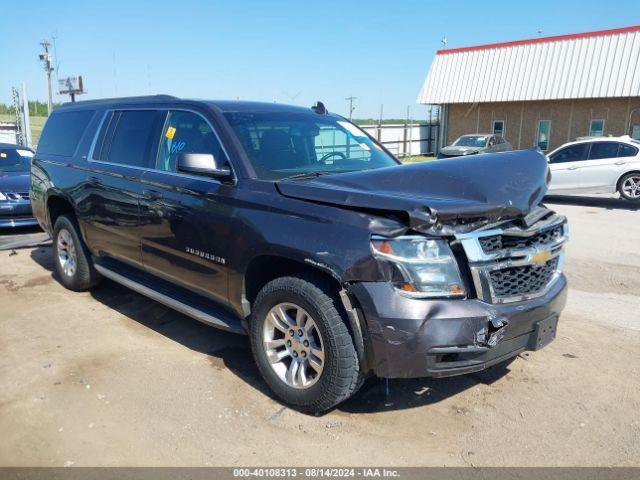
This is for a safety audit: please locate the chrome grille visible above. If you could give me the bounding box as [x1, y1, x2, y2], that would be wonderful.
[479, 225, 564, 253]
[5, 192, 29, 201]
[489, 258, 559, 298]
[455, 212, 568, 304]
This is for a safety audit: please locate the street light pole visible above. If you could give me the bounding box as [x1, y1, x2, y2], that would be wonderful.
[39, 40, 54, 115]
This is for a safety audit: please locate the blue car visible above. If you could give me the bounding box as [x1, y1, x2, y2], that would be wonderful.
[0, 142, 37, 228]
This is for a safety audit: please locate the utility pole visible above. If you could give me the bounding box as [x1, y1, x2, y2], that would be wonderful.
[377, 104, 384, 141]
[38, 40, 54, 115]
[22, 83, 32, 148]
[345, 96, 357, 120]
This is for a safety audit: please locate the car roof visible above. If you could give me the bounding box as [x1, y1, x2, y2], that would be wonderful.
[565, 135, 635, 145]
[548, 135, 640, 154]
[58, 95, 319, 115]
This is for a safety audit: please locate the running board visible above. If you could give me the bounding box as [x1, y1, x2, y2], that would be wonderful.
[94, 264, 245, 334]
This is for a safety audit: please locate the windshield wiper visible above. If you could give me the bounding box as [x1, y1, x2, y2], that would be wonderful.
[280, 171, 332, 181]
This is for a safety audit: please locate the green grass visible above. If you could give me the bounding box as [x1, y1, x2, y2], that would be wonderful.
[401, 155, 436, 163]
[0, 114, 47, 146]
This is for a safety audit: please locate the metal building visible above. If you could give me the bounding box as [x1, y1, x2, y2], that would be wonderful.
[418, 25, 640, 152]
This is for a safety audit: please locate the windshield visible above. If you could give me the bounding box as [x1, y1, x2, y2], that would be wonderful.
[223, 111, 399, 180]
[0, 148, 33, 173]
[454, 135, 488, 148]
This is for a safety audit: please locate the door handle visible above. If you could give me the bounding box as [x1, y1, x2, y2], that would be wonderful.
[143, 189, 163, 200]
[568, 166, 578, 170]
[615, 161, 625, 165]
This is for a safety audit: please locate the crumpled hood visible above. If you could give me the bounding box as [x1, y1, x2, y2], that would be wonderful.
[0, 171, 31, 193]
[276, 149, 549, 231]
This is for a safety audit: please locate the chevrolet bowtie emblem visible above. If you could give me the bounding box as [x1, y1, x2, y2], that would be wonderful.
[531, 250, 551, 266]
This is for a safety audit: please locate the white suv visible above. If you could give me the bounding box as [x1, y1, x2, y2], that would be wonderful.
[547, 136, 640, 201]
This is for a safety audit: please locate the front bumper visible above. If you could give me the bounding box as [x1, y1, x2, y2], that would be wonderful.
[348, 274, 567, 378]
[0, 202, 37, 228]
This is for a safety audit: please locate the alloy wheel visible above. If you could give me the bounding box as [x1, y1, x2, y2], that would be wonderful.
[262, 302, 325, 389]
[56, 229, 77, 277]
[622, 176, 640, 199]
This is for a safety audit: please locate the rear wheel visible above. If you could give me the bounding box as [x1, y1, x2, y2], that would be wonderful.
[249, 275, 362, 413]
[619, 173, 640, 201]
[52, 214, 101, 291]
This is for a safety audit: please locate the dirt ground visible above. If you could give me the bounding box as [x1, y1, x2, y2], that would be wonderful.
[0, 194, 639, 467]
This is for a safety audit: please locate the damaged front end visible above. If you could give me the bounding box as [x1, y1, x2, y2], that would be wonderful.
[347, 205, 569, 379]
[278, 148, 568, 378]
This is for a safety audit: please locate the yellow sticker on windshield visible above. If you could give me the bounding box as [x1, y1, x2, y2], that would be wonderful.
[0, 153, 6, 158]
[166, 127, 176, 139]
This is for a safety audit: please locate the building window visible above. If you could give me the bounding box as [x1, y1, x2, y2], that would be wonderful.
[492, 120, 505, 137]
[536, 120, 551, 151]
[589, 119, 605, 137]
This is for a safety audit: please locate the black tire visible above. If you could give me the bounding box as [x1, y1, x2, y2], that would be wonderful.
[249, 275, 362, 413]
[52, 214, 101, 291]
[618, 173, 640, 201]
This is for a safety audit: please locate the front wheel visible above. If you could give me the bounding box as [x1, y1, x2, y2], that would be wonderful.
[249, 275, 362, 413]
[52, 214, 101, 291]
[619, 173, 640, 201]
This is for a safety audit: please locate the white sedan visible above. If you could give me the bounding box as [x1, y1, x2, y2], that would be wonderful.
[547, 136, 640, 201]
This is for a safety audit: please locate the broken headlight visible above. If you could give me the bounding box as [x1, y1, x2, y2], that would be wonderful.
[371, 235, 465, 299]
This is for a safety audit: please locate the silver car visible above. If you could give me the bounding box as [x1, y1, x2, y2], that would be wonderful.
[437, 134, 512, 159]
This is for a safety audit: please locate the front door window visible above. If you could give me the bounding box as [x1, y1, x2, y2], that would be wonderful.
[548, 143, 589, 164]
[157, 111, 227, 173]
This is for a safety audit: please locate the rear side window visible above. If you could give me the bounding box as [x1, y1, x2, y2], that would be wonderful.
[549, 143, 589, 163]
[589, 142, 620, 160]
[37, 110, 95, 156]
[618, 144, 638, 157]
[100, 110, 165, 168]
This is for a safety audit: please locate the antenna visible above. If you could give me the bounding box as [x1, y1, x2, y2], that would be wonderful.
[441, 37, 448, 48]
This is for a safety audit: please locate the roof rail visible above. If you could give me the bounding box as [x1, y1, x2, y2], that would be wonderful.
[60, 94, 179, 107]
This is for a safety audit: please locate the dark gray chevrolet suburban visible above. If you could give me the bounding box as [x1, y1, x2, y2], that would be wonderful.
[31, 96, 568, 412]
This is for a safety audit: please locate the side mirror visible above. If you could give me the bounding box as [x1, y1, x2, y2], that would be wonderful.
[177, 153, 231, 179]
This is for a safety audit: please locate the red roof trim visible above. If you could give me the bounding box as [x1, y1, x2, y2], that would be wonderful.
[437, 25, 640, 55]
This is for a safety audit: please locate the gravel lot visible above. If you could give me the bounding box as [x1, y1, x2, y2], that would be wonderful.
[0, 195, 639, 467]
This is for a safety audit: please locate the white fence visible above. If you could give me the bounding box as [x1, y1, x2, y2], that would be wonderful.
[0, 123, 19, 144]
[358, 123, 439, 157]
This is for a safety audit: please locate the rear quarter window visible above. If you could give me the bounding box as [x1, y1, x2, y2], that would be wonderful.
[37, 110, 95, 157]
[618, 144, 638, 157]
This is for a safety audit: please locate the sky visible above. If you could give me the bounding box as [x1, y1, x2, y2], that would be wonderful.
[1, 0, 639, 119]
